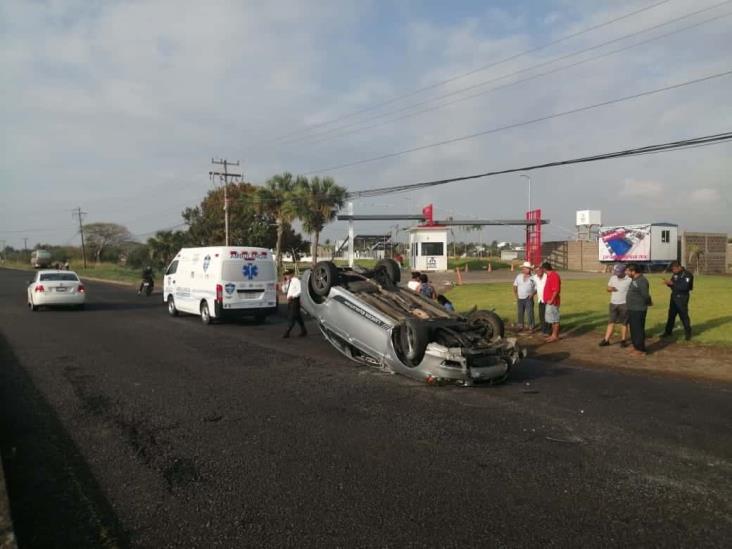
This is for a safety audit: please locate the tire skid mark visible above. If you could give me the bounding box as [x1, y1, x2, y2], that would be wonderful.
[63, 366, 201, 492]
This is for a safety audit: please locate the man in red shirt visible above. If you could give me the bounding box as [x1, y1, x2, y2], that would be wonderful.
[542, 261, 561, 342]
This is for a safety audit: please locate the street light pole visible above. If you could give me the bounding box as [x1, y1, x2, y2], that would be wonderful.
[519, 173, 532, 212]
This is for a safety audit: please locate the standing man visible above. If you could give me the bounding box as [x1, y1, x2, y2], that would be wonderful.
[625, 263, 651, 355]
[532, 263, 548, 335]
[282, 269, 307, 338]
[661, 261, 693, 340]
[512, 261, 536, 332]
[599, 263, 631, 347]
[542, 262, 561, 342]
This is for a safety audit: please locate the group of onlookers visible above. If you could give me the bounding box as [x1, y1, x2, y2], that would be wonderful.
[601, 261, 694, 356]
[411, 259, 693, 355]
[512, 261, 562, 343]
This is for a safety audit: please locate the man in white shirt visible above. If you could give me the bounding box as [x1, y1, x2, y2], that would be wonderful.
[512, 261, 536, 331]
[599, 263, 631, 347]
[282, 269, 307, 338]
[531, 264, 548, 335]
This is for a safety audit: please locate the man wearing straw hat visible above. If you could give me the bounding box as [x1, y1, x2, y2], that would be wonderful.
[512, 261, 536, 332]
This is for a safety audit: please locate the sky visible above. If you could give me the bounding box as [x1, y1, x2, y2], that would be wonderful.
[1, 0, 731, 249]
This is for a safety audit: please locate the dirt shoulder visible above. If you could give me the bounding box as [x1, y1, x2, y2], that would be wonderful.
[517, 329, 732, 384]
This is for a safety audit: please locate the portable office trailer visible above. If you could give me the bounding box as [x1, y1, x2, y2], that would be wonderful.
[598, 223, 678, 264]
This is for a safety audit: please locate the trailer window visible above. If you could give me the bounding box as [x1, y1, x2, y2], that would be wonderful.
[661, 230, 670, 243]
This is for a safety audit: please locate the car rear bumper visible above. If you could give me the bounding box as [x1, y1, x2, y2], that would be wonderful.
[32, 293, 85, 306]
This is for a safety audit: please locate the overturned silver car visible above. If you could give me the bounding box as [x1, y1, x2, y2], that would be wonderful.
[301, 259, 522, 386]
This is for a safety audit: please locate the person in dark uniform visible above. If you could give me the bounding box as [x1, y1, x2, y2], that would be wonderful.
[661, 261, 693, 340]
[625, 263, 651, 356]
[282, 269, 307, 338]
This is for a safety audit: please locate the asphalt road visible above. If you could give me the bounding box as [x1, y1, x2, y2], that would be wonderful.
[0, 268, 730, 548]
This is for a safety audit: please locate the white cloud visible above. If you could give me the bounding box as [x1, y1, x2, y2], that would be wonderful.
[689, 187, 720, 204]
[619, 179, 663, 199]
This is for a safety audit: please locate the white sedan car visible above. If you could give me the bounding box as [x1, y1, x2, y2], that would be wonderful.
[27, 270, 86, 311]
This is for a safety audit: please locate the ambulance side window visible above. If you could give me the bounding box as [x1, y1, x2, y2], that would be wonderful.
[166, 260, 179, 275]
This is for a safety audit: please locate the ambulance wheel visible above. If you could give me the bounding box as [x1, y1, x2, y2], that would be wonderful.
[200, 301, 212, 325]
[167, 296, 178, 317]
[311, 261, 338, 297]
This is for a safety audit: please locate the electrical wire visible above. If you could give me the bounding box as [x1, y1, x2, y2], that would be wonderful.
[285, 2, 732, 146]
[349, 131, 732, 198]
[267, 0, 674, 144]
[302, 69, 732, 175]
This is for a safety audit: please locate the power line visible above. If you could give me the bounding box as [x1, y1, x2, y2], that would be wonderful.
[349, 131, 732, 199]
[302, 68, 732, 175]
[285, 1, 732, 146]
[267, 0, 674, 144]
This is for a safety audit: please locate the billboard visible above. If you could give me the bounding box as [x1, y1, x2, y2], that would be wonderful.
[599, 224, 651, 262]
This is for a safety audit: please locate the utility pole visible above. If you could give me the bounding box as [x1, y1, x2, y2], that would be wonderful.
[73, 207, 87, 268]
[23, 237, 28, 251]
[210, 158, 242, 246]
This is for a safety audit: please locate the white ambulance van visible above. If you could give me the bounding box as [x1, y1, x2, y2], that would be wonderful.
[163, 246, 277, 324]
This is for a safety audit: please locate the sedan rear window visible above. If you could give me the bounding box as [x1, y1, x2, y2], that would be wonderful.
[40, 273, 79, 281]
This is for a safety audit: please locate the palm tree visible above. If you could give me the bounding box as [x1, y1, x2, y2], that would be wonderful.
[294, 176, 347, 264]
[256, 172, 298, 272]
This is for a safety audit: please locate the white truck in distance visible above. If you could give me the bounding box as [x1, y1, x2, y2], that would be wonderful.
[164, 246, 277, 324]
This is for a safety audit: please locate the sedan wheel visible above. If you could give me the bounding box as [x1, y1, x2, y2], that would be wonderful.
[29, 300, 38, 312]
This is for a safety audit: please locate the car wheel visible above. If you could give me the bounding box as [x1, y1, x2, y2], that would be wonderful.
[310, 261, 339, 297]
[469, 310, 505, 342]
[375, 258, 401, 284]
[398, 318, 429, 367]
[29, 300, 38, 312]
[200, 301, 212, 325]
[77, 304, 85, 311]
[167, 296, 178, 317]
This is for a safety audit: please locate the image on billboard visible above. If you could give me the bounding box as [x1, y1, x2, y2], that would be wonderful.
[599, 224, 651, 262]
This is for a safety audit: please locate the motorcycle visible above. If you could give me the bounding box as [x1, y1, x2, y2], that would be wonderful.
[140, 278, 154, 296]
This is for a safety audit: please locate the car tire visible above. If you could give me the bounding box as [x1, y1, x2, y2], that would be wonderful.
[310, 261, 339, 297]
[469, 310, 505, 342]
[77, 304, 85, 311]
[200, 301, 212, 325]
[167, 295, 178, 317]
[398, 318, 429, 367]
[375, 258, 401, 284]
[29, 300, 38, 312]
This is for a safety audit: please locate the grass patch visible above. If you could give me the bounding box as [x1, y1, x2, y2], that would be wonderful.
[2, 261, 141, 284]
[447, 274, 732, 346]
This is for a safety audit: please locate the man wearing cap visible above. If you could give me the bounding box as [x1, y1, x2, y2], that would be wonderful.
[599, 264, 631, 347]
[282, 269, 307, 338]
[661, 261, 693, 340]
[512, 261, 536, 332]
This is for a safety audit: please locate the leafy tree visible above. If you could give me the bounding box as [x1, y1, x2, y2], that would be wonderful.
[146, 230, 190, 268]
[293, 176, 346, 263]
[255, 172, 299, 272]
[182, 183, 278, 248]
[83, 223, 132, 264]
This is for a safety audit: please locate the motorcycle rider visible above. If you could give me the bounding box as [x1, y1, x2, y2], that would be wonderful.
[138, 265, 154, 295]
